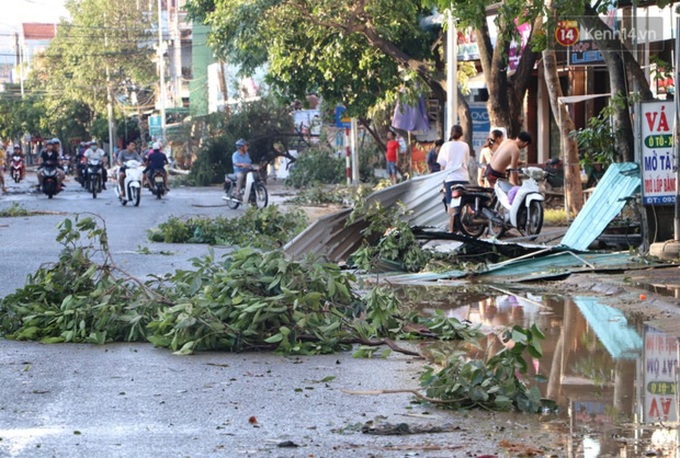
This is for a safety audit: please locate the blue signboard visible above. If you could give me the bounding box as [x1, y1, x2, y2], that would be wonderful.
[469, 103, 491, 152]
[149, 114, 162, 138]
[569, 40, 605, 66]
[335, 106, 351, 129]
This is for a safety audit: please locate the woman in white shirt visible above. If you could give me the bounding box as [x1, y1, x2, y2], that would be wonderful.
[437, 124, 470, 210]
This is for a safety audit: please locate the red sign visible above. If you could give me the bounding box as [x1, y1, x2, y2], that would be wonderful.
[555, 20, 579, 47]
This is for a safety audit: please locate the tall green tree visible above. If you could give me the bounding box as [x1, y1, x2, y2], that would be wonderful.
[186, 0, 457, 143]
[25, 0, 157, 143]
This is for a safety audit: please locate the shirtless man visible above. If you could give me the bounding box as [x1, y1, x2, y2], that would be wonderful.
[485, 131, 532, 186]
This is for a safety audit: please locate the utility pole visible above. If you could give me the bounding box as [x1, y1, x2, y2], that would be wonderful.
[105, 31, 114, 165]
[157, 0, 167, 142]
[446, 10, 458, 137]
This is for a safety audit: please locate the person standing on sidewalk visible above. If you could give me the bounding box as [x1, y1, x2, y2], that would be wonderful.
[437, 125, 470, 203]
[385, 131, 400, 185]
[0, 145, 7, 193]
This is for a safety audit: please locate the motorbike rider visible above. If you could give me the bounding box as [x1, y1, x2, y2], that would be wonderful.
[116, 141, 143, 198]
[83, 141, 108, 189]
[144, 142, 169, 192]
[74, 141, 88, 184]
[232, 138, 252, 198]
[37, 140, 65, 191]
[485, 131, 532, 187]
[10, 144, 26, 181]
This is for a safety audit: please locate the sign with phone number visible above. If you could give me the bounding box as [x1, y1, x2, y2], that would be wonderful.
[641, 101, 676, 205]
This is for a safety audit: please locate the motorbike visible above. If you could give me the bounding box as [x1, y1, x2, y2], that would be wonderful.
[115, 159, 143, 206]
[61, 154, 74, 176]
[10, 154, 24, 183]
[222, 166, 268, 209]
[451, 167, 547, 239]
[41, 164, 61, 199]
[148, 169, 166, 199]
[77, 157, 88, 188]
[86, 158, 104, 198]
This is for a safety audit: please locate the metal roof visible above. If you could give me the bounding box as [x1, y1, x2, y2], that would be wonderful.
[561, 162, 641, 251]
[284, 171, 449, 262]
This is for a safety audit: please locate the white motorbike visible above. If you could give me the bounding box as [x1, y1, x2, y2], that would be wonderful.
[488, 167, 547, 238]
[115, 160, 144, 206]
[222, 166, 268, 209]
[452, 167, 546, 239]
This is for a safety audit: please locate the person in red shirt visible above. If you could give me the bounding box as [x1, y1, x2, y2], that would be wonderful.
[385, 131, 400, 185]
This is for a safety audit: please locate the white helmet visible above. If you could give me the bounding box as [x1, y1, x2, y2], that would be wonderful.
[152, 142, 161, 150]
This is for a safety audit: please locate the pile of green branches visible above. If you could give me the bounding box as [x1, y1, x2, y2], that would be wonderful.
[0, 215, 553, 413]
[147, 205, 308, 250]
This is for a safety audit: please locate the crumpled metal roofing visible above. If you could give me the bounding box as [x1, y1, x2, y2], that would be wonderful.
[284, 171, 449, 261]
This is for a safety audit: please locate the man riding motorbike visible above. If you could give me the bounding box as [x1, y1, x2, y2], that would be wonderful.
[144, 142, 169, 192]
[83, 141, 108, 189]
[116, 141, 143, 199]
[37, 140, 65, 191]
[232, 138, 252, 198]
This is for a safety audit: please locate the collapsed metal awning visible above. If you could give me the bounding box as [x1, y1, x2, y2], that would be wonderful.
[284, 171, 449, 262]
[376, 250, 663, 284]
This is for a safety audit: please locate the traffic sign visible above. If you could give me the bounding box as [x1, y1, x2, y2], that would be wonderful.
[555, 20, 579, 47]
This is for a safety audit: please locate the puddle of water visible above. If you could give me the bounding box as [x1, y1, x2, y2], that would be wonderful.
[397, 285, 680, 457]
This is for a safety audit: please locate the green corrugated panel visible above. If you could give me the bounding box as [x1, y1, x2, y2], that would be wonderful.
[475, 250, 648, 281]
[561, 163, 640, 251]
[190, 22, 214, 118]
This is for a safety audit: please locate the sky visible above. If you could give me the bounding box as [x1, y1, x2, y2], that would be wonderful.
[0, 0, 69, 64]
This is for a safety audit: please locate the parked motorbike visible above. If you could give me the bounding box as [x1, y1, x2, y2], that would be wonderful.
[10, 154, 24, 183]
[222, 166, 268, 209]
[86, 158, 104, 198]
[115, 160, 143, 206]
[41, 164, 61, 199]
[451, 167, 546, 239]
[148, 169, 166, 199]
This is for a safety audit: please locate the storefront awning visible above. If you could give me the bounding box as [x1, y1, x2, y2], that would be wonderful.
[558, 93, 612, 104]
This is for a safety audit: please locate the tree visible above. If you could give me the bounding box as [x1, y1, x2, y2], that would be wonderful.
[24, 0, 157, 144]
[425, 0, 543, 137]
[186, 0, 463, 143]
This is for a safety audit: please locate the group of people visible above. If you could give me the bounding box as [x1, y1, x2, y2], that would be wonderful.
[0, 137, 170, 197]
[385, 125, 533, 231]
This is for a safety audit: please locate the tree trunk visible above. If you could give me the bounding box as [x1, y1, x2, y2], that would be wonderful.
[542, 48, 584, 214]
[475, 17, 541, 137]
[579, 5, 646, 162]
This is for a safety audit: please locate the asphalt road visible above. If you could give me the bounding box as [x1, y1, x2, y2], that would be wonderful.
[0, 173, 528, 458]
[0, 172, 595, 457]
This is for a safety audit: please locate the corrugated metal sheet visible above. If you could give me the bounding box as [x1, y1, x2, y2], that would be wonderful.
[284, 171, 449, 261]
[374, 250, 663, 284]
[561, 162, 640, 251]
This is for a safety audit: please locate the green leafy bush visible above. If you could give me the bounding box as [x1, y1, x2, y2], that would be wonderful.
[147, 205, 309, 249]
[188, 97, 295, 185]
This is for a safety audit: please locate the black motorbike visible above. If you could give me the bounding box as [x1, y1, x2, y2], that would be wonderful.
[148, 170, 166, 199]
[41, 164, 61, 199]
[86, 158, 104, 198]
